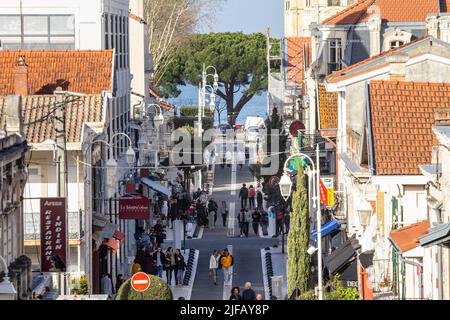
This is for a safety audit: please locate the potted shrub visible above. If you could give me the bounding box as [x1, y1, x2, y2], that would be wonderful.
[379, 277, 391, 293]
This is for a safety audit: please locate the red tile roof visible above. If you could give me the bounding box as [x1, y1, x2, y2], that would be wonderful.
[325, 36, 431, 84]
[0, 95, 103, 143]
[322, 0, 447, 25]
[369, 80, 447, 175]
[389, 220, 430, 253]
[129, 12, 147, 24]
[286, 37, 311, 87]
[0, 50, 113, 96]
[149, 88, 175, 110]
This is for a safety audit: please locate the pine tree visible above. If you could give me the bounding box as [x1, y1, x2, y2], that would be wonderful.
[287, 165, 310, 297]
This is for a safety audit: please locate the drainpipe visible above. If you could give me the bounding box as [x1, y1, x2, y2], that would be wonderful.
[397, 253, 424, 300]
[438, 246, 443, 300]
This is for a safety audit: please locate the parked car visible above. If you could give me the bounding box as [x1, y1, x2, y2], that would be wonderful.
[218, 123, 232, 135]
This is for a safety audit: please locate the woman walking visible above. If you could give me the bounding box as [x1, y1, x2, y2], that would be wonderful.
[207, 200, 217, 229]
[229, 287, 242, 300]
[221, 201, 228, 227]
[248, 185, 256, 209]
[209, 250, 220, 285]
[165, 247, 175, 285]
[175, 249, 186, 286]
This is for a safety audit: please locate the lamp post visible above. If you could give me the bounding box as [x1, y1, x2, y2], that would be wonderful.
[197, 64, 219, 190]
[279, 144, 322, 300]
[139, 103, 164, 169]
[0, 256, 16, 300]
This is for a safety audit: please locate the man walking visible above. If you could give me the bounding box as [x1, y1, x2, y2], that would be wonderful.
[239, 184, 248, 209]
[238, 209, 246, 237]
[220, 249, 234, 284]
[256, 189, 264, 209]
[244, 209, 252, 237]
[251, 209, 261, 235]
[153, 246, 167, 278]
[248, 185, 256, 209]
[242, 282, 256, 300]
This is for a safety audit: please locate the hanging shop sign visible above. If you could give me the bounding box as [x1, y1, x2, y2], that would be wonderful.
[319, 177, 334, 207]
[119, 194, 150, 220]
[40, 198, 67, 272]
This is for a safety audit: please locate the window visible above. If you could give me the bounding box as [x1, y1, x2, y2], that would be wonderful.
[328, 39, 342, 74]
[0, 15, 75, 49]
[286, 1, 290, 11]
[390, 40, 404, 49]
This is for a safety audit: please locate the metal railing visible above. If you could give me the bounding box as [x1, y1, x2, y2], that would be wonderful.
[24, 211, 81, 240]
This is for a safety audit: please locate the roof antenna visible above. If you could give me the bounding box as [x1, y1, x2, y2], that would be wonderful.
[20, 0, 24, 50]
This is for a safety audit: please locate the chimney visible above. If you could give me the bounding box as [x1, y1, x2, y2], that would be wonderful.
[386, 52, 409, 81]
[5, 95, 24, 136]
[13, 56, 28, 96]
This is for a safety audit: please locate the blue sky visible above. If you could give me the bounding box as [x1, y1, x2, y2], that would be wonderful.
[204, 0, 284, 38]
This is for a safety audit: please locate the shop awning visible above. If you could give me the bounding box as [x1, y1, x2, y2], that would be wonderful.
[141, 177, 172, 197]
[311, 219, 340, 241]
[327, 234, 361, 275]
[113, 230, 125, 242]
[419, 222, 450, 248]
[389, 220, 430, 253]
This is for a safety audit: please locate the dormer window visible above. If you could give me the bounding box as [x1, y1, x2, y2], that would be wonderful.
[328, 39, 342, 74]
[390, 40, 404, 49]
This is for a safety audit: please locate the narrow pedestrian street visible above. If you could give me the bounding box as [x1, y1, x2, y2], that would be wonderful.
[189, 145, 277, 300]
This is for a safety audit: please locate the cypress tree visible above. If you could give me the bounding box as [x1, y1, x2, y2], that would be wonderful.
[287, 165, 310, 297]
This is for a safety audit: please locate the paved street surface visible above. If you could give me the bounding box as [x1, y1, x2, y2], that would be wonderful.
[189, 142, 277, 300]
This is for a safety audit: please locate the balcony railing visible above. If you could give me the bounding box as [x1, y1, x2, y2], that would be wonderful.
[24, 211, 81, 240]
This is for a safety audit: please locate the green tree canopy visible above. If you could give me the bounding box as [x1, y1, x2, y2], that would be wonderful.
[116, 276, 173, 300]
[159, 32, 269, 125]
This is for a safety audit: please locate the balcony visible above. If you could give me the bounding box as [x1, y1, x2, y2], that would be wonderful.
[24, 211, 82, 241]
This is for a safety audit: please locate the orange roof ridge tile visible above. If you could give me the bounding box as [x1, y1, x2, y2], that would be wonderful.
[321, 0, 375, 25]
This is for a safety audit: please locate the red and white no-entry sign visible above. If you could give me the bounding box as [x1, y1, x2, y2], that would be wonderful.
[131, 272, 151, 292]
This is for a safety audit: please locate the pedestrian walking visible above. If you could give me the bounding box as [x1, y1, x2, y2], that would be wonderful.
[161, 200, 168, 225]
[115, 274, 124, 292]
[131, 259, 141, 275]
[154, 220, 165, 246]
[244, 209, 252, 237]
[209, 250, 220, 285]
[165, 247, 176, 285]
[141, 246, 156, 275]
[220, 249, 234, 284]
[248, 185, 256, 209]
[238, 209, 246, 237]
[229, 287, 242, 300]
[169, 197, 178, 229]
[175, 249, 186, 286]
[239, 184, 248, 209]
[251, 209, 261, 235]
[207, 199, 217, 229]
[101, 273, 113, 299]
[221, 201, 228, 227]
[242, 282, 256, 300]
[153, 246, 166, 278]
[256, 189, 264, 209]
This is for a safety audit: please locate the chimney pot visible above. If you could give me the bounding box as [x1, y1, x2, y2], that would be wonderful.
[13, 56, 28, 96]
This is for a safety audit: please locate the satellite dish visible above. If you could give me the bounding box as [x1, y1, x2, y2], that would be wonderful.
[289, 120, 305, 137]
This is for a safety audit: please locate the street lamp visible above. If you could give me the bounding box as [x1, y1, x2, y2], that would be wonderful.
[0, 256, 16, 300]
[279, 144, 323, 300]
[357, 200, 373, 229]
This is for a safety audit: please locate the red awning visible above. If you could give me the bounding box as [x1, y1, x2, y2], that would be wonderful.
[113, 230, 125, 242]
[103, 238, 118, 255]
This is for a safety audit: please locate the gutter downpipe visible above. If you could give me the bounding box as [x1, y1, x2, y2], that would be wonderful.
[397, 252, 424, 300]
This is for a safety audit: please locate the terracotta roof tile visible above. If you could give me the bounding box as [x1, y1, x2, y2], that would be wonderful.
[129, 12, 147, 24]
[389, 220, 430, 253]
[0, 95, 103, 143]
[319, 83, 338, 130]
[0, 50, 113, 96]
[286, 37, 311, 87]
[369, 80, 448, 175]
[322, 0, 444, 25]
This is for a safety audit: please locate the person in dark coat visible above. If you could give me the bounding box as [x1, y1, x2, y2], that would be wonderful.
[241, 282, 256, 300]
[256, 190, 264, 209]
[169, 197, 179, 228]
[229, 287, 242, 300]
[141, 247, 156, 275]
[153, 220, 165, 245]
[251, 209, 261, 235]
[115, 274, 125, 292]
[153, 246, 167, 278]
